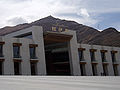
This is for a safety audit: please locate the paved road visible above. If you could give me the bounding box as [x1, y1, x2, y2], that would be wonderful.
[0, 76, 120, 90]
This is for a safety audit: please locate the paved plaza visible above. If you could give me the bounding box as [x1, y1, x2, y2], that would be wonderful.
[0, 76, 120, 90]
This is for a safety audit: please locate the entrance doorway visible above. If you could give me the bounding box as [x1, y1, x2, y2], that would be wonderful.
[44, 33, 72, 75]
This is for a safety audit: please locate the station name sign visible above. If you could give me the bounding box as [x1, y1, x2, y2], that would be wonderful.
[51, 27, 68, 32]
[51, 23, 68, 32]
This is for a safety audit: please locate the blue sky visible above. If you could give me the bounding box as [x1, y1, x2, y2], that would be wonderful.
[0, 0, 120, 30]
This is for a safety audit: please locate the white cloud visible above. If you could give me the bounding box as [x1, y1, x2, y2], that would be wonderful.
[77, 8, 90, 17]
[0, 0, 119, 29]
[7, 17, 28, 26]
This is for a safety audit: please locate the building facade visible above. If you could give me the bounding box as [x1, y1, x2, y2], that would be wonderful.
[0, 26, 119, 76]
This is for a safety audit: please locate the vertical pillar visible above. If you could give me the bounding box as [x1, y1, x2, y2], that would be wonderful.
[116, 49, 120, 76]
[84, 48, 93, 76]
[68, 31, 81, 76]
[95, 50, 103, 76]
[106, 51, 114, 76]
[32, 26, 46, 75]
[3, 38, 14, 75]
[20, 39, 31, 75]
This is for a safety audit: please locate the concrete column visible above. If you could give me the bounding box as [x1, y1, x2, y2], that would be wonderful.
[3, 38, 14, 75]
[68, 31, 81, 76]
[32, 26, 46, 75]
[20, 39, 31, 75]
[84, 49, 93, 76]
[114, 49, 120, 76]
[106, 51, 114, 76]
[95, 50, 103, 76]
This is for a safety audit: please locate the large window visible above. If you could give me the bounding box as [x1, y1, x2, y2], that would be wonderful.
[113, 65, 119, 76]
[30, 62, 37, 75]
[103, 64, 108, 76]
[80, 64, 86, 76]
[30, 47, 37, 59]
[0, 45, 3, 57]
[90, 51, 95, 61]
[101, 52, 106, 62]
[14, 62, 21, 75]
[13, 46, 21, 58]
[0, 61, 3, 75]
[92, 64, 97, 76]
[79, 50, 84, 61]
[111, 52, 116, 62]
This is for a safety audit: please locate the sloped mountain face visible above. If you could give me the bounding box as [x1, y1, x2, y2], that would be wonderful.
[0, 16, 119, 47]
[31, 16, 100, 44]
[88, 28, 120, 47]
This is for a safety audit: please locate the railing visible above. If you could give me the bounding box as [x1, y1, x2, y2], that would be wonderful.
[80, 59, 85, 61]
[0, 54, 4, 57]
[102, 60, 107, 62]
[30, 56, 38, 59]
[13, 55, 21, 58]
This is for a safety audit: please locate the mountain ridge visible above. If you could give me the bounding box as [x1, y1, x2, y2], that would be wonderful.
[0, 16, 120, 47]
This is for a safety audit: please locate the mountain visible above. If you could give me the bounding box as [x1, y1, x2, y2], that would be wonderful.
[88, 28, 120, 47]
[0, 16, 120, 47]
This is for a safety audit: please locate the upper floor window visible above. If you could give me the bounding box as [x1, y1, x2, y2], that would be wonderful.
[13, 43, 22, 58]
[78, 48, 85, 61]
[0, 45, 3, 57]
[29, 44, 38, 59]
[13, 46, 20, 58]
[90, 49, 96, 62]
[111, 51, 117, 62]
[100, 50, 107, 62]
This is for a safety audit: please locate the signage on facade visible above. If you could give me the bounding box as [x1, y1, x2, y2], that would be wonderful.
[51, 22, 68, 32]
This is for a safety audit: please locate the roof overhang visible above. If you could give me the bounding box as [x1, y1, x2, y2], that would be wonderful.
[44, 32, 73, 43]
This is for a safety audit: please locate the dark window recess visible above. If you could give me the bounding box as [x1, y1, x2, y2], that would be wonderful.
[13, 46, 21, 58]
[30, 62, 37, 75]
[0, 62, 3, 75]
[92, 64, 97, 76]
[0, 45, 3, 57]
[79, 50, 84, 61]
[15, 33, 32, 39]
[14, 62, 21, 75]
[90, 51, 95, 61]
[80, 64, 86, 76]
[24, 35, 32, 39]
[111, 52, 116, 62]
[101, 52, 106, 62]
[30, 47, 37, 59]
[103, 65, 108, 76]
[113, 65, 119, 76]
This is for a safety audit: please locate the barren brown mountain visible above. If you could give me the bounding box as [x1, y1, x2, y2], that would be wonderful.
[0, 16, 119, 47]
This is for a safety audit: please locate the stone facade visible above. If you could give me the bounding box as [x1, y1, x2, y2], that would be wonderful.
[0, 26, 119, 76]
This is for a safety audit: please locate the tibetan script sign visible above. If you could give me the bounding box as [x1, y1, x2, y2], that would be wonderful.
[51, 22, 68, 32]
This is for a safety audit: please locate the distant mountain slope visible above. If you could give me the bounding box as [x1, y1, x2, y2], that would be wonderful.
[0, 16, 119, 47]
[88, 28, 120, 47]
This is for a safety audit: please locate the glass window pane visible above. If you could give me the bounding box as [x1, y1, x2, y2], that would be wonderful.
[90, 51, 95, 61]
[111, 52, 116, 62]
[14, 62, 21, 75]
[0, 45, 3, 57]
[31, 62, 37, 75]
[30, 47, 36, 59]
[79, 50, 84, 61]
[101, 52, 106, 62]
[13, 46, 20, 58]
